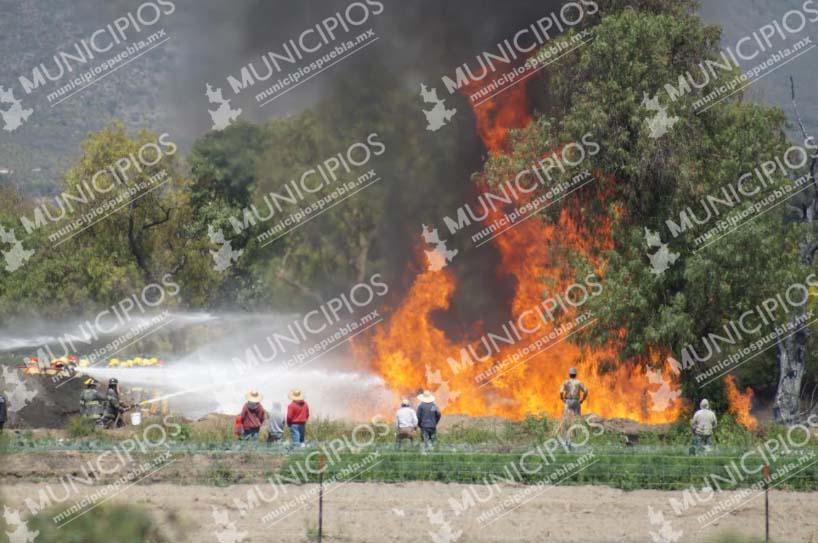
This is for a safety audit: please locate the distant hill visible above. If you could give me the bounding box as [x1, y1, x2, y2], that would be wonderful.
[0, 0, 174, 194]
[2, 0, 816, 196]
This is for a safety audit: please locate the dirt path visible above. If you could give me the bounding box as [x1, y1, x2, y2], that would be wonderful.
[3, 481, 818, 542]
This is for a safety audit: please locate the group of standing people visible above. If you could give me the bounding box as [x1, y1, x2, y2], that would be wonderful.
[395, 390, 441, 450]
[238, 388, 444, 450]
[63, 367, 717, 455]
[80, 377, 126, 427]
[236, 389, 310, 446]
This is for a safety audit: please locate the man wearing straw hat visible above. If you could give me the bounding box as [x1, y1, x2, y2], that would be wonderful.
[238, 390, 267, 441]
[287, 389, 310, 447]
[416, 390, 441, 451]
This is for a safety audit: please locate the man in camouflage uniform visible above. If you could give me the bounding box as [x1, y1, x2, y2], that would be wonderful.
[560, 367, 588, 417]
[559, 367, 588, 446]
[80, 378, 106, 424]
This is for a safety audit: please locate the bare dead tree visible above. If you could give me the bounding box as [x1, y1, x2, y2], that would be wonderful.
[775, 76, 818, 423]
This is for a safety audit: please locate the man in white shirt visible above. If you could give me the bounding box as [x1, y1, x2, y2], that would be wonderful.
[266, 402, 286, 444]
[395, 399, 418, 449]
[691, 398, 717, 454]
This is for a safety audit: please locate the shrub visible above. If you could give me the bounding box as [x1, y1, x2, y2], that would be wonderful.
[25, 504, 170, 543]
[65, 416, 102, 439]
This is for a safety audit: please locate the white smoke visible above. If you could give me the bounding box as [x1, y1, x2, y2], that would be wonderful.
[76, 311, 395, 420]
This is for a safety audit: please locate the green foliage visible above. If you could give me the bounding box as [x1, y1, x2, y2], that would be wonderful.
[485, 7, 812, 403]
[185, 63, 472, 310]
[26, 504, 170, 543]
[188, 122, 271, 209]
[299, 416, 366, 443]
[206, 462, 237, 487]
[65, 416, 103, 439]
[0, 1, 813, 418]
[0, 123, 218, 321]
[711, 413, 756, 448]
[517, 414, 551, 441]
[0, 430, 10, 454]
[186, 422, 236, 445]
[444, 420, 506, 445]
[279, 448, 818, 490]
[171, 421, 192, 442]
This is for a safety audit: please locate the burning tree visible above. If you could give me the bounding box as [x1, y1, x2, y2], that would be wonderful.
[346, 2, 818, 425]
[505, 6, 814, 422]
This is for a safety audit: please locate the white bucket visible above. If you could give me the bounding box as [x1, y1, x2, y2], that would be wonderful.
[130, 411, 142, 426]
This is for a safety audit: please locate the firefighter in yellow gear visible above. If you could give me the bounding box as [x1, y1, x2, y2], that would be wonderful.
[79, 378, 106, 423]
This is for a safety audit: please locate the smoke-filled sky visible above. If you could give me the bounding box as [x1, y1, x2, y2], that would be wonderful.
[3, 0, 815, 189]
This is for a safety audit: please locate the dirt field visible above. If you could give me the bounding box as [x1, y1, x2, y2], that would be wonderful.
[3, 479, 818, 542]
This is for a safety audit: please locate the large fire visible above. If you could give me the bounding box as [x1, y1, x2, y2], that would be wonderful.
[724, 375, 757, 430]
[353, 75, 682, 422]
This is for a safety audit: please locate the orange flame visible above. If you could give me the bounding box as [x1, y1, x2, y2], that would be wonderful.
[724, 375, 757, 430]
[471, 83, 530, 154]
[353, 73, 681, 422]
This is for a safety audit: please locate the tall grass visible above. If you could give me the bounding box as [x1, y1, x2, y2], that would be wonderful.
[276, 448, 818, 490]
[7, 413, 817, 456]
[65, 416, 107, 440]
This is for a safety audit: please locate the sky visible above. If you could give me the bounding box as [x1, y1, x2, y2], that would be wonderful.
[1, 0, 816, 190]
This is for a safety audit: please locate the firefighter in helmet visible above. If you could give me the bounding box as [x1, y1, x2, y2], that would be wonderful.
[102, 378, 125, 428]
[79, 378, 106, 424]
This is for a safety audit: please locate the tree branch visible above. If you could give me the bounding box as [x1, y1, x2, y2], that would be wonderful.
[790, 76, 818, 196]
[144, 207, 172, 229]
[803, 239, 818, 265]
[168, 255, 186, 276]
[127, 203, 155, 284]
[277, 248, 324, 304]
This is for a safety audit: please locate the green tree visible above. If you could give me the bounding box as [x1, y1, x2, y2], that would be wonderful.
[0, 124, 218, 320]
[485, 9, 810, 419]
[188, 63, 471, 311]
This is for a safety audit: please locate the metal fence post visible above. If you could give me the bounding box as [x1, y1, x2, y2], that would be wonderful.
[763, 464, 770, 543]
[318, 454, 325, 543]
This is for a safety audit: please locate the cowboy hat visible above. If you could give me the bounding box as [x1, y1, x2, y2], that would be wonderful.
[417, 390, 435, 402]
[288, 389, 304, 400]
[246, 390, 263, 402]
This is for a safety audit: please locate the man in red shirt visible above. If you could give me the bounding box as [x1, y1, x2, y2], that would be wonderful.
[238, 391, 266, 441]
[287, 389, 310, 446]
